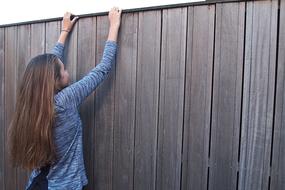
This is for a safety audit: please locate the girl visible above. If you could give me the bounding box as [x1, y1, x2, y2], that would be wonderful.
[7, 7, 122, 190]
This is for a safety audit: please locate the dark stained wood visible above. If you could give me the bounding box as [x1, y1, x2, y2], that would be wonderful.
[63, 20, 78, 83]
[16, 24, 31, 190]
[93, 15, 115, 190]
[4, 26, 18, 190]
[0, 27, 5, 190]
[208, 2, 245, 190]
[77, 17, 96, 190]
[0, 1, 284, 190]
[239, 1, 278, 190]
[181, 5, 215, 190]
[133, 10, 161, 190]
[112, 12, 138, 190]
[22, 22, 46, 188]
[270, 0, 285, 189]
[156, 7, 187, 190]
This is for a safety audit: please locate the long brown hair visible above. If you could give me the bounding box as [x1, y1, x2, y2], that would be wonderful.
[7, 53, 62, 172]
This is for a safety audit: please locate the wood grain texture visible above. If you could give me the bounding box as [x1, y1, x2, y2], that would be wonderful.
[63, 20, 78, 84]
[209, 2, 245, 190]
[4, 26, 18, 190]
[0, 1, 284, 190]
[93, 15, 115, 190]
[0, 27, 5, 190]
[30, 23, 45, 57]
[270, 0, 285, 189]
[181, 5, 215, 190]
[77, 17, 96, 190]
[133, 10, 161, 190]
[156, 7, 187, 190]
[112, 12, 138, 190]
[45, 21, 61, 53]
[239, 1, 278, 190]
[16, 24, 31, 190]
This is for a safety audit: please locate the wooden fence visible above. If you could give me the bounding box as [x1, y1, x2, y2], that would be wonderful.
[0, 0, 284, 189]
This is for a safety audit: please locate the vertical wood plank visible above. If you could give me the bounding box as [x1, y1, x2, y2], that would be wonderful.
[93, 15, 114, 190]
[113, 12, 138, 190]
[271, 0, 285, 189]
[63, 21, 78, 83]
[0, 27, 5, 190]
[156, 7, 187, 190]
[16, 24, 31, 190]
[239, 1, 278, 190]
[30, 23, 45, 57]
[77, 17, 96, 190]
[24, 22, 46, 188]
[4, 26, 18, 190]
[45, 21, 61, 53]
[134, 10, 161, 190]
[0, 2, 284, 190]
[209, 2, 245, 190]
[181, 5, 215, 190]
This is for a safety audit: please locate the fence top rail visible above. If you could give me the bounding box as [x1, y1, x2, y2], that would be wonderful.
[0, 0, 259, 28]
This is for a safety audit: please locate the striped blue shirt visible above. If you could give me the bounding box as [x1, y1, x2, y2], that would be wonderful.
[25, 40, 118, 190]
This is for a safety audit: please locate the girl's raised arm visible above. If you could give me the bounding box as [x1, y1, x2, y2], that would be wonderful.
[55, 7, 121, 109]
[51, 12, 79, 63]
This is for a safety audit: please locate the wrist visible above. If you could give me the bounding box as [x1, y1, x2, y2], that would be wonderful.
[61, 29, 70, 34]
[110, 25, 119, 31]
[108, 29, 118, 42]
[58, 30, 69, 44]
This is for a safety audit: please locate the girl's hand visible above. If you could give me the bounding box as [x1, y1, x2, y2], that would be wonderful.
[62, 12, 79, 33]
[108, 7, 122, 29]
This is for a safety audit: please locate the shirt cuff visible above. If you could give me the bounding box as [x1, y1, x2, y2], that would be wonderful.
[106, 40, 117, 46]
[56, 42, 65, 48]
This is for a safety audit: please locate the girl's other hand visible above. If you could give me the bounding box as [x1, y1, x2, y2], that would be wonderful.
[62, 12, 79, 32]
[108, 7, 122, 29]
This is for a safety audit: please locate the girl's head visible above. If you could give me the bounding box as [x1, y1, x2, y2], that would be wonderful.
[7, 53, 69, 171]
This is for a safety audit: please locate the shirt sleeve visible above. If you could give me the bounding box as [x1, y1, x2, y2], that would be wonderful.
[51, 42, 65, 64]
[55, 40, 118, 109]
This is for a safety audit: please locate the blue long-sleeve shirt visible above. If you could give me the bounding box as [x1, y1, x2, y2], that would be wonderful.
[25, 40, 118, 190]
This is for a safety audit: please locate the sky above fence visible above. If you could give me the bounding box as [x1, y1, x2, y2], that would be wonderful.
[0, 0, 204, 25]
